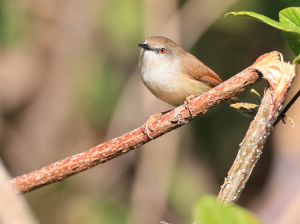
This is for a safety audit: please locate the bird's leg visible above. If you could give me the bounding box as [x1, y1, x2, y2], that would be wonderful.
[142, 110, 171, 139]
[184, 95, 197, 118]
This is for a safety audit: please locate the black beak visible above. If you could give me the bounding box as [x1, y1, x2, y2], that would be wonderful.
[138, 43, 151, 50]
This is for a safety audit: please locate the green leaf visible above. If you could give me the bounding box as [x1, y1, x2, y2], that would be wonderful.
[226, 10, 300, 57]
[293, 54, 300, 64]
[279, 8, 300, 30]
[279, 8, 300, 56]
[193, 195, 261, 224]
[225, 11, 300, 35]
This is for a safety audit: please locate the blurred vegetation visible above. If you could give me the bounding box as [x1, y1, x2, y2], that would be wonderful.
[0, 0, 28, 47]
[0, 0, 299, 224]
[193, 195, 261, 224]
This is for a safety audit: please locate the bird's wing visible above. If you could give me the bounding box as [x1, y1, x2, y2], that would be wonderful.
[182, 53, 223, 88]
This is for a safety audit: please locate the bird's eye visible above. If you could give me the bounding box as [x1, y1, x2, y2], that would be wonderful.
[159, 48, 166, 54]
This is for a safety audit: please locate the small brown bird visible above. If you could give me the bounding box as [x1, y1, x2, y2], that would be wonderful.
[138, 36, 254, 137]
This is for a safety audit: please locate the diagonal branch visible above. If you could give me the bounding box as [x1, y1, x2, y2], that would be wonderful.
[217, 52, 296, 205]
[11, 52, 284, 193]
[274, 89, 300, 126]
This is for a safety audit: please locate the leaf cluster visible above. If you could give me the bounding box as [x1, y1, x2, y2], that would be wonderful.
[226, 7, 300, 63]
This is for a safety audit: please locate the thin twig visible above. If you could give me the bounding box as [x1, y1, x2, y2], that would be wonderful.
[274, 90, 300, 126]
[217, 52, 296, 205]
[11, 52, 282, 194]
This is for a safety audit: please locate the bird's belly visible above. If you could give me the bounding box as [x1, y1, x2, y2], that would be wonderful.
[157, 81, 212, 106]
[142, 71, 212, 106]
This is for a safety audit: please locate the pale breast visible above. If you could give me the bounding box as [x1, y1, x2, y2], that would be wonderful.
[140, 54, 212, 106]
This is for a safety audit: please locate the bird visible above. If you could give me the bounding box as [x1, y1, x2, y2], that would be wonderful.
[138, 36, 255, 138]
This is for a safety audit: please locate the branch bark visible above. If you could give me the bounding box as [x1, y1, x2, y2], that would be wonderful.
[11, 52, 285, 193]
[217, 52, 296, 205]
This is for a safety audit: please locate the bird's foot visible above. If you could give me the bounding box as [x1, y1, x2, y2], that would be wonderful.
[142, 110, 171, 139]
[142, 113, 162, 139]
[184, 95, 197, 118]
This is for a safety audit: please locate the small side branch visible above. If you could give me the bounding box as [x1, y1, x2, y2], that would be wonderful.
[274, 89, 300, 126]
[11, 52, 282, 194]
[217, 52, 296, 205]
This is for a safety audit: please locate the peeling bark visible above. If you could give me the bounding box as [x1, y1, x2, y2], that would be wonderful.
[218, 52, 296, 205]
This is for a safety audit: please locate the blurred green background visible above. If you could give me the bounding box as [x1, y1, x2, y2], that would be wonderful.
[0, 0, 300, 223]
